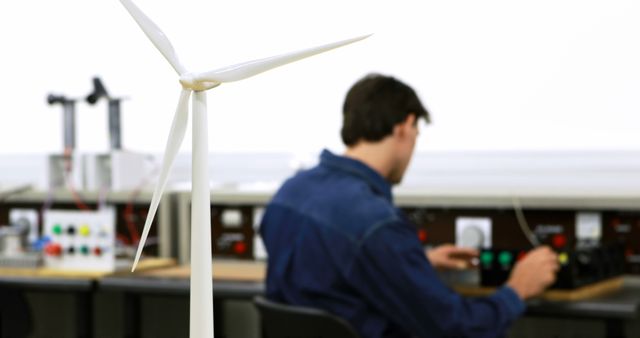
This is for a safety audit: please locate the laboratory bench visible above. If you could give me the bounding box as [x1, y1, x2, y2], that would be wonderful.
[100, 260, 640, 338]
[0, 258, 175, 338]
[2, 259, 640, 337]
[98, 259, 265, 338]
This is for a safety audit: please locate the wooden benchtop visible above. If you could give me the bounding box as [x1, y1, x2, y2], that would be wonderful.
[14, 255, 619, 302]
[0, 258, 176, 280]
[125, 259, 622, 301]
[454, 277, 624, 301]
[136, 259, 266, 282]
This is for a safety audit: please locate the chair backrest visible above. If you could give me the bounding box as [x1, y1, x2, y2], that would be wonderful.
[253, 296, 360, 338]
[0, 288, 31, 338]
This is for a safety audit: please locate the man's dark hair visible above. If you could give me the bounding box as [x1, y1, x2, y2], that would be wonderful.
[341, 73, 430, 146]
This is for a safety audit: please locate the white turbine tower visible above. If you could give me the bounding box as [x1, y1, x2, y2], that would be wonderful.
[118, 0, 369, 337]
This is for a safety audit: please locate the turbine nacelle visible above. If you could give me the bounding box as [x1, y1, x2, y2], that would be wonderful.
[179, 73, 220, 91]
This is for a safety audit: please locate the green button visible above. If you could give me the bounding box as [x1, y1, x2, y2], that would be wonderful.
[80, 246, 90, 255]
[480, 251, 494, 265]
[498, 251, 513, 265]
[53, 224, 63, 235]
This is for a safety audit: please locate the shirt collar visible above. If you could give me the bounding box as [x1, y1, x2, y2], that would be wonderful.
[319, 149, 393, 202]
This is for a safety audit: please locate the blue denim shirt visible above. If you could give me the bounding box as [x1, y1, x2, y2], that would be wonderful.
[260, 149, 525, 338]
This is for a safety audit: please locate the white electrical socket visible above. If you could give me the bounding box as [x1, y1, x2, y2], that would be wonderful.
[455, 216, 492, 249]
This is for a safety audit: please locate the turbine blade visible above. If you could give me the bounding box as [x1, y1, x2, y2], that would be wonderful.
[131, 89, 192, 271]
[120, 0, 188, 75]
[193, 34, 371, 83]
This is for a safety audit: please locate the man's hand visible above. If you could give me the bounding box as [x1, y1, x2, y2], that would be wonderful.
[506, 246, 560, 300]
[426, 244, 479, 270]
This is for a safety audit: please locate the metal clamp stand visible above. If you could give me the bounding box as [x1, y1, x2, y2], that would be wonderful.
[47, 94, 76, 153]
[86, 77, 124, 150]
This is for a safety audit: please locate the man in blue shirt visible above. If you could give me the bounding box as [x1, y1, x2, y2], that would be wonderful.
[260, 74, 559, 338]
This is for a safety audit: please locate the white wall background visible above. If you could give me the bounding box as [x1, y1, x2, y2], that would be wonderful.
[1, 0, 639, 156]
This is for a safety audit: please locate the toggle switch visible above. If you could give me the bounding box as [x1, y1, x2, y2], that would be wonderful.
[498, 251, 513, 266]
[53, 224, 63, 235]
[552, 234, 567, 249]
[417, 229, 428, 243]
[480, 251, 494, 266]
[79, 225, 91, 237]
[80, 245, 90, 255]
[45, 243, 63, 256]
[558, 252, 569, 265]
[233, 241, 247, 255]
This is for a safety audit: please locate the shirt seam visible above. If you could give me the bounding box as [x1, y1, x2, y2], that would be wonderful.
[320, 153, 391, 201]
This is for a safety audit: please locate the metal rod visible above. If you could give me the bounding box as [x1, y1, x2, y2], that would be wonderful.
[108, 99, 122, 150]
[62, 101, 76, 150]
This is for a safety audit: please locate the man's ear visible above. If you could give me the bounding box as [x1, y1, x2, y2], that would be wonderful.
[404, 114, 416, 128]
[393, 114, 416, 138]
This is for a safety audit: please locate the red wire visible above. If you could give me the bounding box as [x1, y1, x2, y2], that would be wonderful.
[122, 161, 161, 247]
[117, 233, 131, 245]
[124, 204, 141, 243]
[63, 148, 91, 211]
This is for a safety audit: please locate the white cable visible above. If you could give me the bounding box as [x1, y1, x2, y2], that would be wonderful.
[512, 197, 540, 247]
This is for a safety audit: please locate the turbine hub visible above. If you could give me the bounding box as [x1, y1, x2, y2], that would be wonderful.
[179, 73, 220, 91]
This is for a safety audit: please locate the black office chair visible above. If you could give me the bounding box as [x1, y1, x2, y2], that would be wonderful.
[253, 296, 360, 338]
[0, 288, 32, 338]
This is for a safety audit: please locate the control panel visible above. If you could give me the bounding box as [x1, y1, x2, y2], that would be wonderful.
[403, 207, 640, 276]
[43, 208, 116, 271]
[0, 199, 162, 258]
[603, 211, 640, 274]
[479, 244, 625, 289]
[211, 205, 259, 259]
[175, 190, 271, 263]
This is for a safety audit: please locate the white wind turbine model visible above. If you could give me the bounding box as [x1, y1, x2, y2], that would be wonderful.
[118, 0, 369, 337]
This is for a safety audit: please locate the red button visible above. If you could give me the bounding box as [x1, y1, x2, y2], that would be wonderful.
[45, 243, 62, 256]
[552, 234, 567, 249]
[233, 241, 247, 254]
[517, 250, 527, 261]
[93, 247, 102, 256]
[611, 218, 620, 228]
[417, 229, 428, 243]
[626, 248, 634, 257]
